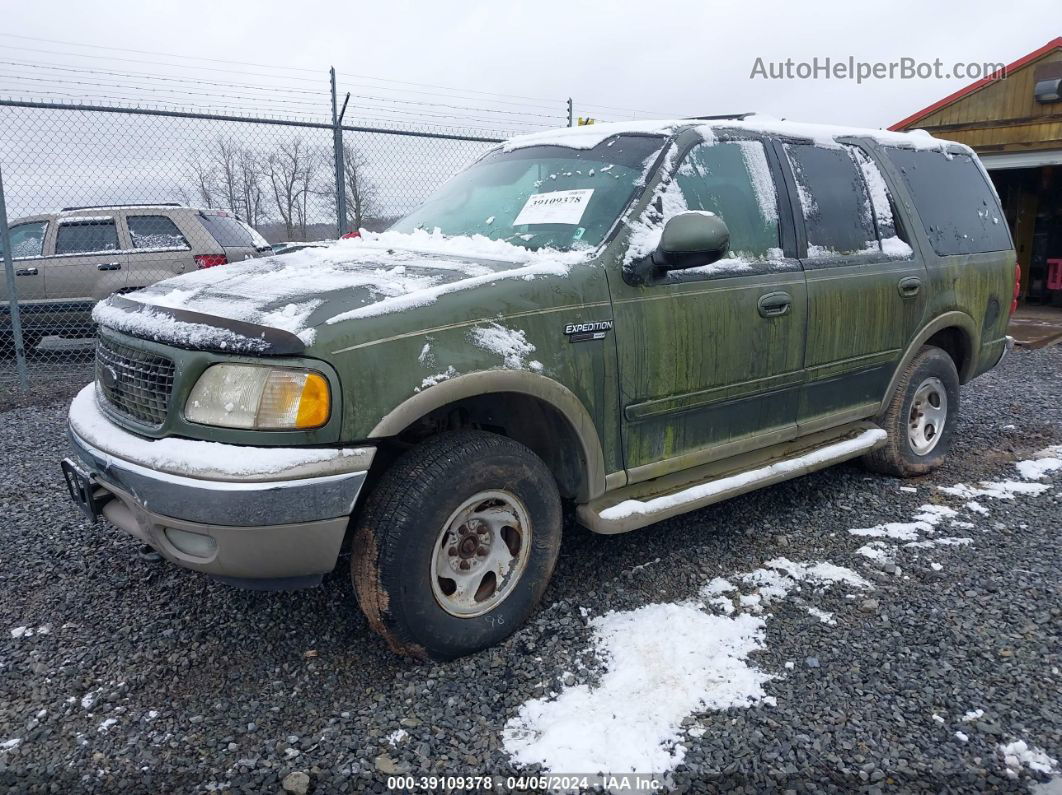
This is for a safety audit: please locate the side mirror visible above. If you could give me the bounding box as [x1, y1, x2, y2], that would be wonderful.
[652, 212, 730, 271]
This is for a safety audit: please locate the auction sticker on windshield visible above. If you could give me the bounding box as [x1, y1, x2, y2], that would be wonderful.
[513, 189, 594, 226]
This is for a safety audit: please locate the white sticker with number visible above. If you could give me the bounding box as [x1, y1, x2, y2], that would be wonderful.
[513, 189, 594, 226]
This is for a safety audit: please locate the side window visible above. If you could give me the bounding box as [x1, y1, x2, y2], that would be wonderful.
[4, 221, 48, 259]
[673, 140, 781, 263]
[784, 143, 876, 259]
[55, 219, 119, 255]
[848, 146, 913, 259]
[883, 148, 1011, 256]
[127, 215, 190, 251]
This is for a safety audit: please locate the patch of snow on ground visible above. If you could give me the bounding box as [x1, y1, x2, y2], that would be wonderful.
[469, 324, 541, 371]
[805, 607, 836, 625]
[962, 709, 984, 722]
[848, 504, 955, 541]
[856, 542, 895, 564]
[387, 729, 409, 746]
[0, 739, 21, 751]
[965, 501, 989, 515]
[503, 604, 769, 775]
[97, 718, 118, 733]
[505, 557, 869, 779]
[939, 481, 1050, 500]
[903, 537, 973, 549]
[1015, 445, 1062, 480]
[999, 739, 1059, 779]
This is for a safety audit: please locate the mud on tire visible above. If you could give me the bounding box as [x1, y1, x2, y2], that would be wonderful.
[862, 345, 960, 478]
[351, 430, 562, 660]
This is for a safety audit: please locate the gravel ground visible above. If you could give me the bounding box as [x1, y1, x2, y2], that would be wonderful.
[0, 347, 1059, 794]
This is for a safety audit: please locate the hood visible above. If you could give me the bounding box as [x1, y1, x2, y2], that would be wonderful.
[94, 231, 588, 353]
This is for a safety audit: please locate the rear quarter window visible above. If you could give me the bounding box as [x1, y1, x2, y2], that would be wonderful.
[198, 212, 268, 249]
[883, 148, 1011, 256]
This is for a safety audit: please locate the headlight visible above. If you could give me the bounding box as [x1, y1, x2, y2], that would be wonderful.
[185, 364, 331, 430]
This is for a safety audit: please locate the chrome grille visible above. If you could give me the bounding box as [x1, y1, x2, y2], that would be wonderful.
[95, 336, 175, 426]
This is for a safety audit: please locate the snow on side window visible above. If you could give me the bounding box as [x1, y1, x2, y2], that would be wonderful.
[848, 147, 912, 259]
[673, 140, 780, 265]
[784, 143, 877, 259]
[127, 215, 190, 251]
[4, 221, 47, 259]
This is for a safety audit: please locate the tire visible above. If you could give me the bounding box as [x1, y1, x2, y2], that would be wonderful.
[862, 345, 960, 477]
[351, 430, 562, 660]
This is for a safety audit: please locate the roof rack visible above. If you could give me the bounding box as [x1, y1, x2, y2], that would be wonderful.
[60, 202, 184, 211]
[686, 112, 758, 121]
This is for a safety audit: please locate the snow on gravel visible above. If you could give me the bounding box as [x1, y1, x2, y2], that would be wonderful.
[999, 739, 1060, 779]
[503, 557, 870, 777]
[503, 604, 771, 775]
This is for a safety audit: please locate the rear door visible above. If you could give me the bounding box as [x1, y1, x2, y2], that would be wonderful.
[609, 134, 808, 481]
[779, 140, 928, 430]
[120, 212, 196, 291]
[196, 210, 271, 263]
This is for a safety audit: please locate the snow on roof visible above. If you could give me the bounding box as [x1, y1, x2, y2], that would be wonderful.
[502, 114, 965, 154]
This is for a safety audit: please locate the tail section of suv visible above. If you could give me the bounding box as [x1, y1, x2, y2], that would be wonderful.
[61, 118, 1016, 660]
[2, 204, 270, 345]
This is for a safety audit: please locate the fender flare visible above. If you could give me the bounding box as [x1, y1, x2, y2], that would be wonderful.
[370, 370, 607, 501]
[878, 311, 978, 414]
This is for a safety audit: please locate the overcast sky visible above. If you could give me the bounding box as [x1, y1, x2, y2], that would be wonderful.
[2, 0, 1058, 130]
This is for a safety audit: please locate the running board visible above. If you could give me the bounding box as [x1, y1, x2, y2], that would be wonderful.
[577, 426, 887, 534]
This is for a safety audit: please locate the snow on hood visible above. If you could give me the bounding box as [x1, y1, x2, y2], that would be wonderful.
[104, 230, 589, 347]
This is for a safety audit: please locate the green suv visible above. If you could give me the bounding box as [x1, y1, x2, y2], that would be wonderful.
[61, 117, 1017, 660]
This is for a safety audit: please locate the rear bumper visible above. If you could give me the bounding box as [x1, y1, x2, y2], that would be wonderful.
[66, 414, 373, 583]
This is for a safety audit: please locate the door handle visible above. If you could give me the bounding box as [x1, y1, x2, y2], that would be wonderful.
[96, 262, 121, 271]
[15, 267, 38, 276]
[898, 276, 922, 298]
[758, 291, 792, 318]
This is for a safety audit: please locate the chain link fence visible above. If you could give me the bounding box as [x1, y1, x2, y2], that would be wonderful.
[0, 98, 505, 398]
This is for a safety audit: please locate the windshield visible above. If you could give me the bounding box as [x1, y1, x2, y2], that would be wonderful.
[390, 134, 666, 251]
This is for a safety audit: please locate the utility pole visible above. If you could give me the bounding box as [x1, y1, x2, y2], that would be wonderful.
[0, 164, 29, 390]
[567, 98, 573, 128]
[330, 67, 350, 236]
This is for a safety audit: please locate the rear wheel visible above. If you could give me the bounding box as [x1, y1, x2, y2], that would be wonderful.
[862, 345, 960, 477]
[351, 430, 562, 660]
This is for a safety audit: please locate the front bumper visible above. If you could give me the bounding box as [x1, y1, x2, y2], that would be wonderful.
[65, 389, 374, 584]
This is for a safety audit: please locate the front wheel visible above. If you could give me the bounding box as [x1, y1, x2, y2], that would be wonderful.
[862, 345, 960, 477]
[351, 430, 562, 660]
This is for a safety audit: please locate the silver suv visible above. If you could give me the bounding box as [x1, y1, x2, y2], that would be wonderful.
[2, 204, 271, 345]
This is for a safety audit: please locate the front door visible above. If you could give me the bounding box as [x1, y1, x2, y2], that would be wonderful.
[779, 141, 928, 429]
[609, 136, 807, 482]
[41, 215, 127, 335]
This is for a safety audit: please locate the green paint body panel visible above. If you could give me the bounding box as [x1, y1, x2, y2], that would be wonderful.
[93, 123, 1016, 515]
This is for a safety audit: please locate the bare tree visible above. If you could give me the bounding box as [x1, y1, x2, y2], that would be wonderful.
[318, 142, 379, 233]
[180, 149, 217, 209]
[238, 148, 266, 227]
[266, 138, 312, 241]
[341, 142, 379, 232]
[214, 137, 242, 215]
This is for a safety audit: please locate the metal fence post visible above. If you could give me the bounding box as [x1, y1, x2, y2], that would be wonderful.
[0, 164, 30, 390]
[331, 67, 349, 236]
[567, 98, 573, 127]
